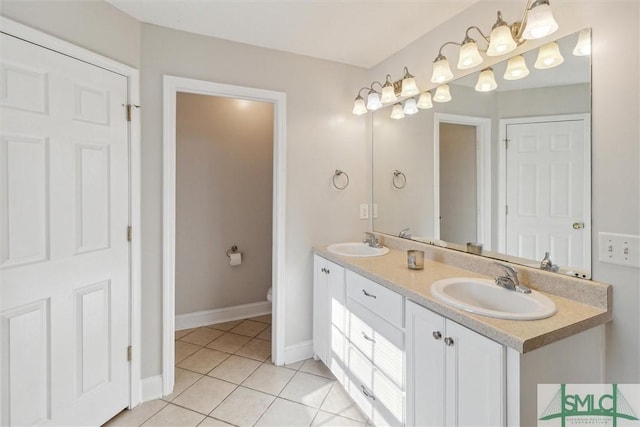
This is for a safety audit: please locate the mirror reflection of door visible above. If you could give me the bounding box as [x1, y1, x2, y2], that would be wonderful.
[504, 115, 590, 271]
[439, 122, 478, 245]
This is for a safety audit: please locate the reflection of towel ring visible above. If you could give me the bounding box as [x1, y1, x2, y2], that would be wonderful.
[393, 170, 406, 189]
[333, 169, 349, 190]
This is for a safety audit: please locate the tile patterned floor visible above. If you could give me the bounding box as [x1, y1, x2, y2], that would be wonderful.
[105, 316, 369, 427]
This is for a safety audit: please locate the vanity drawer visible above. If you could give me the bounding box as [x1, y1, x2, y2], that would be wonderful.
[347, 298, 404, 387]
[346, 344, 404, 427]
[346, 270, 404, 328]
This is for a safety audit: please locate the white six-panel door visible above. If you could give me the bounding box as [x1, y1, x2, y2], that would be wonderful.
[505, 118, 589, 271]
[0, 33, 130, 426]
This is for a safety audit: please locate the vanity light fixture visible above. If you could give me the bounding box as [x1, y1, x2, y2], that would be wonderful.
[475, 68, 498, 92]
[366, 82, 383, 111]
[573, 28, 591, 56]
[521, 0, 559, 40]
[400, 67, 420, 97]
[380, 75, 398, 104]
[534, 41, 564, 69]
[403, 98, 419, 115]
[457, 34, 484, 69]
[431, 49, 455, 84]
[503, 55, 530, 80]
[487, 12, 518, 56]
[390, 102, 405, 119]
[433, 85, 452, 103]
[416, 91, 433, 109]
[352, 92, 367, 115]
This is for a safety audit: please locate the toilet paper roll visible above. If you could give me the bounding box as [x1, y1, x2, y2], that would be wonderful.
[229, 252, 242, 266]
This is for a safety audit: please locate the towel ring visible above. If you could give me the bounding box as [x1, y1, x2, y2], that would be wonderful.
[392, 170, 407, 189]
[333, 169, 349, 190]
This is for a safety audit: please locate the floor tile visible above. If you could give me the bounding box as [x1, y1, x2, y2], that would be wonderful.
[172, 376, 236, 415]
[248, 314, 272, 324]
[312, 410, 367, 426]
[279, 371, 334, 408]
[104, 399, 168, 426]
[205, 332, 251, 353]
[180, 327, 225, 346]
[175, 341, 202, 364]
[207, 355, 261, 384]
[163, 367, 203, 401]
[242, 363, 296, 395]
[256, 326, 271, 341]
[235, 338, 271, 361]
[177, 348, 230, 374]
[206, 320, 243, 331]
[175, 328, 197, 340]
[320, 382, 368, 422]
[209, 386, 275, 427]
[255, 398, 317, 427]
[229, 320, 270, 337]
[283, 359, 305, 371]
[141, 403, 205, 426]
[197, 417, 234, 427]
[300, 358, 334, 379]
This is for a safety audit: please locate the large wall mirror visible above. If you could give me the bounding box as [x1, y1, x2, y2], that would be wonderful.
[372, 29, 592, 278]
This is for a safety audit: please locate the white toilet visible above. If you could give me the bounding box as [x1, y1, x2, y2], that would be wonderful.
[267, 287, 272, 302]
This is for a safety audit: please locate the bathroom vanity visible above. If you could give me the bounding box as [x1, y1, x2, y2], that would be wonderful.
[313, 237, 611, 427]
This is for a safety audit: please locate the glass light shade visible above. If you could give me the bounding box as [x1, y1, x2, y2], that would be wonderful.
[366, 91, 382, 110]
[475, 68, 498, 92]
[416, 91, 433, 109]
[380, 83, 397, 103]
[487, 24, 517, 56]
[390, 103, 405, 119]
[573, 28, 591, 56]
[534, 41, 564, 69]
[433, 85, 452, 103]
[352, 95, 367, 115]
[431, 57, 454, 84]
[401, 76, 419, 97]
[503, 55, 530, 80]
[403, 98, 419, 115]
[457, 40, 483, 69]
[522, 2, 559, 40]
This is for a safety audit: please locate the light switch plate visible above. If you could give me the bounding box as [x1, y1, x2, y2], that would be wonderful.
[598, 232, 640, 268]
[359, 204, 369, 219]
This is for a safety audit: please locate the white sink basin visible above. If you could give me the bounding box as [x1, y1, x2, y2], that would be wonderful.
[431, 277, 556, 320]
[327, 242, 390, 258]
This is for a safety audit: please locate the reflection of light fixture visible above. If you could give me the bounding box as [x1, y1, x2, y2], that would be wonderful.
[401, 67, 419, 97]
[573, 28, 591, 56]
[390, 103, 405, 119]
[403, 98, 419, 115]
[417, 91, 433, 109]
[381, 75, 398, 104]
[503, 55, 530, 80]
[475, 68, 498, 92]
[487, 12, 517, 56]
[522, 0, 559, 40]
[458, 36, 484, 69]
[367, 90, 382, 111]
[433, 85, 452, 103]
[352, 92, 367, 115]
[535, 41, 564, 69]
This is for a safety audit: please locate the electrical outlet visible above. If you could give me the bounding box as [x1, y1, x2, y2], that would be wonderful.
[598, 232, 640, 268]
[359, 204, 369, 219]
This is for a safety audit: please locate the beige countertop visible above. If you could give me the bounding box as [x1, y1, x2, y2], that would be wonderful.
[314, 246, 612, 353]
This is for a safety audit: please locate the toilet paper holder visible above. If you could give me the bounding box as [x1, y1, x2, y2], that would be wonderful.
[226, 245, 239, 258]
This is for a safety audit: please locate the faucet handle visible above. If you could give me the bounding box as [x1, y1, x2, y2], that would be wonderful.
[495, 263, 518, 280]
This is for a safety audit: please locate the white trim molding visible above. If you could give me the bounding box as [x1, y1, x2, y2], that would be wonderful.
[175, 301, 272, 331]
[0, 16, 143, 409]
[283, 340, 314, 365]
[162, 75, 287, 397]
[141, 375, 164, 403]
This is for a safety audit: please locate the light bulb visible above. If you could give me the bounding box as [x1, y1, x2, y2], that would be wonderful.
[390, 103, 405, 119]
[433, 85, 452, 103]
[457, 39, 483, 69]
[416, 92, 433, 109]
[573, 28, 591, 56]
[401, 68, 419, 97]
[403, 98, 419, 115]
[534, 41, 564, 69]
[522, 0, 559, 40]
[488, 24, 517, 56]
[503, 55, 530, 80]
[475, 68, 497, 92]
[380, 79, 397, 104]
[352, 95, 367, 115]
[431, 55, 454, 84]
[366, 90, 382, 111]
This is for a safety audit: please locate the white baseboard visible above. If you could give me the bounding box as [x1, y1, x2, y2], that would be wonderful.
[282, 340, 314, 365]
[175, 300, 272, 331]
[141, 375, 163, 402]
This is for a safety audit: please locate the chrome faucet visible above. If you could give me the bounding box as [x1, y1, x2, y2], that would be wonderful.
[540, 252, 559, 272]
[495, 263, 531, 294]
[399, 228, 411, 239]
[363, 232, 382, 248]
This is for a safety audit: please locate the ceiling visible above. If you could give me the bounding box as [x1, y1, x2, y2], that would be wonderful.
[105, 0, 478, 68]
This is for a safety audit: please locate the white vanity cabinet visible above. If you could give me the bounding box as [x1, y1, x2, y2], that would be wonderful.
[406, 300, 504, 427]
[313, 255, 345, 365]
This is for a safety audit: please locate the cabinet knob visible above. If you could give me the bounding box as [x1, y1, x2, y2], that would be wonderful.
[326, 269, 330, 274]
[444, 337, 455, 346]
[362, 289, 377, 299]
[362, 331, 376, 343]
[432, 331, 442, 340]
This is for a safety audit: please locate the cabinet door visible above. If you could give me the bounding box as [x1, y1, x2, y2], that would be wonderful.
[406, 301, 446, 427]
[445, 320, 505, 427]
[312, 256, 344, 365]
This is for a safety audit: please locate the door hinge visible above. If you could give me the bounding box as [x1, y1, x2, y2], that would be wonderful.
[126, 104, 140, 122]
[127, 226, 132, 242]
[504, 138, 510, 149]
[127, 346, 132, 362]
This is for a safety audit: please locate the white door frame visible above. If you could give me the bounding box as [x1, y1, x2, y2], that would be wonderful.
[497, 114, 591, 260]
[0, 17, 143, 408]
[162, 76, 286, 396]
[433, 113, 492, 248]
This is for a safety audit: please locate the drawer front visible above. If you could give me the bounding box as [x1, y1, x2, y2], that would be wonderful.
[346, 270, 404, 328]
[347, 299, 405, 388]
[346, 345, 404, 426]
